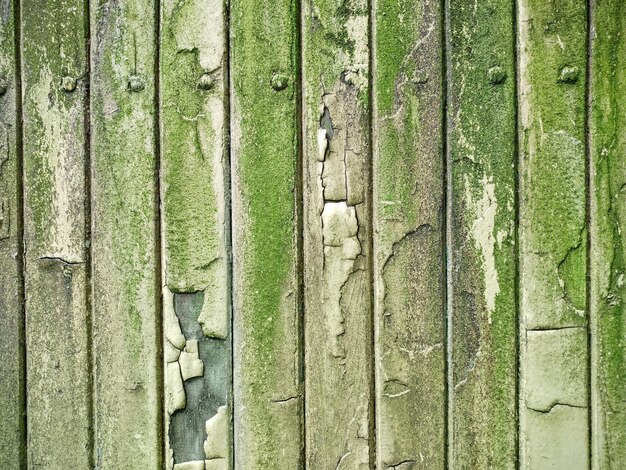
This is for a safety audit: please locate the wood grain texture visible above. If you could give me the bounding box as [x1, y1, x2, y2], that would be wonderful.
[21, 0, 91, 466]
[372, 0, 446, 467]
[589, 0, 626, 467]
[90, 0, 160, 467]
[0, 0, 23, 466]
[301, 0, 372, 467]
[159, 0, 231, 467]
[230, 0, 302, 466]
[517, 0, 589, 468]
[447, 0, 517, 467]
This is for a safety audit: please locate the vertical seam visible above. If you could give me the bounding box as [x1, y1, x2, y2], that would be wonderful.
[367, 0, 377, 465]
[83, 0, 95, 467]
[585, 0, 594, 467]
[512, 0, 521, 466]
[153, 0, 165, 465]
[224, 0, 235, 465]
[443, 0, 452, 466]
[295, 0, 306, 466]
[14, 0, 26, 466]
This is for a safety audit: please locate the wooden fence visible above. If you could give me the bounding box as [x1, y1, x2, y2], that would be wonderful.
[0, 0, 624, 468]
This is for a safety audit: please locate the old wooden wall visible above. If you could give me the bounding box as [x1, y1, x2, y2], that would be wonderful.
[0, 0, 624, 468]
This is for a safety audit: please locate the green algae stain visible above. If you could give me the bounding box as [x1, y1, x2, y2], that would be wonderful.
[590, 0, 626, 466]
[161, 11, 226, 292]
[231, 0, 301, 466]
[448, 0, 517, 466]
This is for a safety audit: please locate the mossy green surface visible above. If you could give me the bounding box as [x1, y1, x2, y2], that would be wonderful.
[90, 0, 161, 467]
[231, 0, 301, 467]
[519, 0, 589, 467]
[21, 0, 87, 256]
[21, 0, 92, 467]
[448, 0, 517, 467]
[160, 0, 227, 294]
[520, 0, 587, 329]
[374, 0, 446, 467]
[590, 0, 626, 466]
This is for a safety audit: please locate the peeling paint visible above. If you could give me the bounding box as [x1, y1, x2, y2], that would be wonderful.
[463, 174, 500, 322]
[165, 290, 231, 469]
[174, 461, 205, 470]
[204, 405, 229, 464]
[303, 1, 371, 463]
[318, 87, 364, 362]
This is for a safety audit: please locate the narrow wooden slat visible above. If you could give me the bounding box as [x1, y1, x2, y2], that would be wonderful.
[447, 0, 517, 467]
[21, 0, 91, 466]
[90, 0, 160, 467]
[589, 1, 626, 467]
[372, 0, 446, 467]
[230, 0, 302, 465]
[159, 0, 231, 467]
[518, 0, 589, 468]
[0, 0, 23, 466]
[301, 0, 372, 467]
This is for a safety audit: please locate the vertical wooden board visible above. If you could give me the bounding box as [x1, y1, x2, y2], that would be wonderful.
[159, 0, 231, 467]
[0, 0, 23, 466]
[230, 0, 301, 466]
[90, 0, 160, 467]
[517, 0, 588, 468]
[21, 0, 91, 467]
[589, 0, 626, 467]
[301, 0, 371, 467]
[447, 0, 517, 467]
[372, 0, 445, 467]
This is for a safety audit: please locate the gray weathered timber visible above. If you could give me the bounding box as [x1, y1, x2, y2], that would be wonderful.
[90, 0, 161, 467]
[518, 0, 589, 468]
[159, 0, 231, 467]
[590, 0, 626, 467]
[230, 0, 302, 467]
[302, 0, 372, 467]
[0, 0, 23, 467]
[372, 0, 446, 467]
[448, 0, 517, 467]
[21, 0, 91, 466]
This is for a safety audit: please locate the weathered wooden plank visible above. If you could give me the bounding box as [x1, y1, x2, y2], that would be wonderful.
[518, 0, 589, 468]
[372, 0, 445, 467]
[589, 1, 626, 467]
[230, 0, 302, 466]
[447, 0, 517, 467]
[21, 0, 91, 467]
[90, 0, 160, 467]
[159, 0, 231, 467]
[0, 0, 23, 466]
[301, 0, 372, 468]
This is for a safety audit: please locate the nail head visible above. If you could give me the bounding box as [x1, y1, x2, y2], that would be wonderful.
[61, 76, 77, 92]
[487, 66, 507, 85]
[559, 66, 579, 84]
[128, 74, 145, 92]
[198, 73, 215, 90]
[271, 72, 289, 92]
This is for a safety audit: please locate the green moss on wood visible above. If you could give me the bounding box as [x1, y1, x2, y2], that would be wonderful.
[90, 0, 162, 467]
[448, 0, 517, 466]
[519, 0, 589, 467]
[160, 0, 227, 294]
[21, 0, 91, 466]
[373, 0, 446, 467]
[231, 0, 301, 467]
[590, 0, 626, 466]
